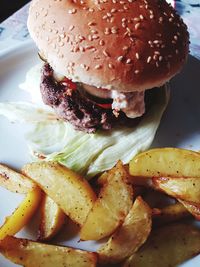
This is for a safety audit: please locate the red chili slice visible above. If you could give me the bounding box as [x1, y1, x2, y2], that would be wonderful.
[96, 103, 112, 109]
[61, 78, 77, 90]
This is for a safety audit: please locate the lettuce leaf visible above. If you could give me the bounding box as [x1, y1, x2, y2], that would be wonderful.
[0, 86, 169, 178]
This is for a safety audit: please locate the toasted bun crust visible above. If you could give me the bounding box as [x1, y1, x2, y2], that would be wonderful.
[28, 0, 189, 92]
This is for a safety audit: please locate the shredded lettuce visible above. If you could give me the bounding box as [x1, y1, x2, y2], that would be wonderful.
[0, 87, 169, 178]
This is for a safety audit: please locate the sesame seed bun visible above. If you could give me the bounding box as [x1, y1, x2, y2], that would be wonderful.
[28, 0, 189, 92]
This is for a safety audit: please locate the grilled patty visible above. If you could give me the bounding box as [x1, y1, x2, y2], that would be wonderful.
[40, 64, 140, 133]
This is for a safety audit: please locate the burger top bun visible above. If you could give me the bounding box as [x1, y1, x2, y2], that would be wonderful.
[28, 0, 189, 92]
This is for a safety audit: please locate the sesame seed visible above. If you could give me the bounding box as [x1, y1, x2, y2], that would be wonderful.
[176, 49, 179, 54]
[80, 64, 86, 69]
[123, 46, 128, 50]
[89, 8, 94, 12]
[88, 21, 96, 26]
[104, 28, 111, 35]
[92, 35, 99, 40]
[159, 56, 163, 61]
[111, 8, 116, 13]
[134, 17, 140, 22]
[68, 8, 77, 14]
[126, 58, 132, 64]
[136, 53, 140, 59]
[135, 23, 140, 30]
[85, 45, 94, 50]
[103, 50, 110, 57]
[153, 54, 158, 60]
[154, 51, 160, 55]
[108, 63, 114, 69]
[79, 46, 85, 52]
[111, 27, 118, 34]
[99, 40, 105, 46]
[139, 15, 144, 20]
[60, 33, 66, 38]
[91, 29, 98, 34]
[156, 61, 159, 67]
[69, 25, 74, 31]
[174, 35, 178, 40]
[95, 64, 102, 69]
[147, 56, 152, 63]
[117, 56, 123, 62]
[79, 35, 85, 41]
[150, 14, 154, 19]
[135, 70, 139, 74]
[103, 15, 107, 20]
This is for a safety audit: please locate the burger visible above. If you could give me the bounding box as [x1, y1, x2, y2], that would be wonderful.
[27, 0, 189, 134]
[0, 0, 188, 177]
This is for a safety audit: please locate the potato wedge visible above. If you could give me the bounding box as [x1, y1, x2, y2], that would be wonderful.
[22, 162, 96, 226]
[129, 148, 200, 178]
[153, 202, 190, 226]
[152, 177, 200, 202]
[0, 163, 35, 194]
[98, 197, 152, 264]
[0, 187, 41, 240]
[0, 236, 98, 267]
[179, 199, 200, 220]
[80, 162, 133, 241]
[123, 224, 200, 267]
[38, 195, 66, 241]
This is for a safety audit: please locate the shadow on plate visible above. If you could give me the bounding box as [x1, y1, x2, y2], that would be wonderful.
[152, 55, 200, 150]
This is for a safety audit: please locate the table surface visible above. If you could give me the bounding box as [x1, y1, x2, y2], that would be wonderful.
[0, 0, 199, 60]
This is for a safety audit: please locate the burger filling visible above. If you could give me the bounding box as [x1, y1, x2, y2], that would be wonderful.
[40, 63, 145, 133]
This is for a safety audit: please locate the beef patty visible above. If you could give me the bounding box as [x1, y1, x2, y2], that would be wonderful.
[40, 64, 140, 133]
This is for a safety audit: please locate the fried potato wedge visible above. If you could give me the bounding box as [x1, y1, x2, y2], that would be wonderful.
[80, 162, 133, 241]
[38, 195, 66, 241]
[153, 177, 200, 202]
[0, 163, 35, 194]
[22, 162, 96, 226]
[0, 187, 41, 240]
[98, 197, 152, 264]
[123, 224, 200, 267]
[153, 202, 190, 226]
[179, 199, 200, 220]
[0, 236, 98, 267]
[129, 148, 200, 178]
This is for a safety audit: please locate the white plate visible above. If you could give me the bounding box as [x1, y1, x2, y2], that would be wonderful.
[0, 41, 200, 267]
